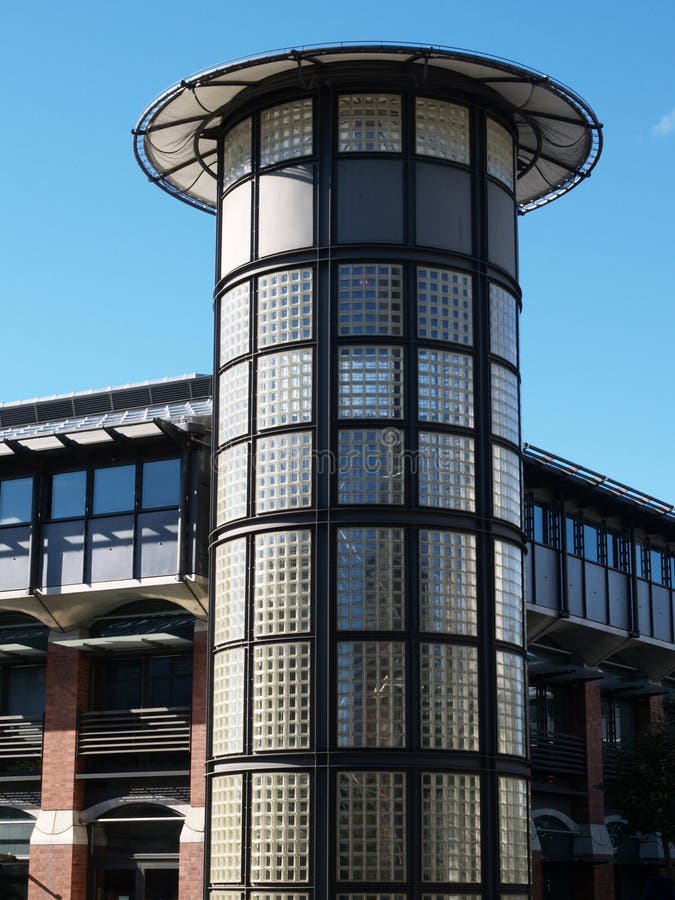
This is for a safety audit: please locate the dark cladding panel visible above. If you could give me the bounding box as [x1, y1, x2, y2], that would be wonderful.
[258, 165, 314, 256]
[487, 181, 517, 277]
[0, 526, 31, 591]
[41, 522, 85, 587]
[566, 555, 583, 617]
[534, 546, 559, 610]
[415, 162, 471, 253]
[220, 181, 252, 277]
[608, 570, 630, 630]
[136, 510, 179, 578]
[86, 516, 134, 583]
[337, 159, 403, 244]
[636, 581, 652, 636]
[585, 562, 607, 624]
[651, 585, 672, 642]
[525, 542, 534, 605]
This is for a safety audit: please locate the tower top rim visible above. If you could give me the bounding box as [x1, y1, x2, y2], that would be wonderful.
[132, 42, 602, 215]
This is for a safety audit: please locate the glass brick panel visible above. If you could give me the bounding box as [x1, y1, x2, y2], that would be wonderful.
[337, 641, 405, 747]
[421, 896, 480, 900]
[499, 777, 529, 883]
[494, 540, 524, 646]
[338, 94, 402, 152]
[419, 432, 475, 511]
[260, 99, 313, 166]
[336, 771, 406, 881]
[419, 530, 477, 635]
[210, 774, 243, 883]
[487, 118, 515, 190]
[216, 443, 248, 524]
[223, 118, 252, 189]
[421, 773, 481, 883]
[492, 445, 522, 527]
[338, 346, 403, 419]
[336, 527, 405, 631]
[489, 284, 518, 365]
[338, 429, 403, 505]
[339, 896, 406, 900]
[212, 648, 245, 756]
[257, 349, 313, 430]
[496, 651, 526, 757]
[214, 538, 246, 644]
[338, 264, 403, 336]
[258, 269, 313, 348]
[211, 894, 245, 900]
[415, 97, 470, 163]
[254, 530, 312, 636]
[220, 282, 250, 366]
[252, 895, 309, 900]
[417, 268, 472, 345]
[491, 363, 519, 444]
[250, 772, 311, 882]
[252, 642, 311, 751]
[420, 643, 479, 750]
[218, 362, 249, 445]
[255, 432, 312, 513]
[418, 349, 473, 427]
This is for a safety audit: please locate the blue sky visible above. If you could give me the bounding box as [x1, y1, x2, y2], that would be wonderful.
[1, 1, 674, 500]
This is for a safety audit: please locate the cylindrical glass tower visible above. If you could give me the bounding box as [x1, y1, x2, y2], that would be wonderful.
[134, 44, 601, 899]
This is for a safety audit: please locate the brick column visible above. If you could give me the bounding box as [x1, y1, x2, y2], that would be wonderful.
[570, 679, 615, 900]
[179, 621, 207, 900]
[28, 637, 89, 900]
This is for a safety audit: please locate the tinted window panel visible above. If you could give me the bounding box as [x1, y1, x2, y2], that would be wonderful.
[51, 471, 86, 519]
[6, 665, 46, 715]
[93, 465, 135, 514]
[0, 478, 33, 525]
[93, 659, 143, 709]
[142, 459, 181, 509]
[149, 655, 192, 707]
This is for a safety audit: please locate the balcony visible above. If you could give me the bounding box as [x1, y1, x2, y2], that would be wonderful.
[77, 707, 191, 756]
[530, 727, 586, 776]
[0, 714, 44, 759]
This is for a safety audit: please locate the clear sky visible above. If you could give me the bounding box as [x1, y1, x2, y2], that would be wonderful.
[1, 1, 674, 500]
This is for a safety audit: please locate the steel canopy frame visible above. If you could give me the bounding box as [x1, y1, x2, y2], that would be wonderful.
[132, 42, 603, 215]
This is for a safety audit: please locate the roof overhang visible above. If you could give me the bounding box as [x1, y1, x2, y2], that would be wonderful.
[133, 42, 602, 215]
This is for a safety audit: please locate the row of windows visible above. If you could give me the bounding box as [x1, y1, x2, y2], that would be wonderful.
[222, 95, 514, 190]
[0, 458, 180, 526]
[214, 529, 523, 646]
[215, 432, 522, 525]
[211, 895, 528, 900]
[219, 266, 518, 367]
[528, 500, 675, 585]
[219, 347, 519, 444]
[210, 771, 528, 886]
[211, 640, 526, 756]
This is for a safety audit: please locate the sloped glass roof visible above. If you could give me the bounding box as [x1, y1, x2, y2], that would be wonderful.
[133, 42, 602, 214]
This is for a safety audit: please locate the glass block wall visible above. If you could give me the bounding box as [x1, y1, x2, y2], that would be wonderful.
[210, 74, 528, 899]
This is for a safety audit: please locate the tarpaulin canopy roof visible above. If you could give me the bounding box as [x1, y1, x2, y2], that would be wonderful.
[133, 42, 602, 215]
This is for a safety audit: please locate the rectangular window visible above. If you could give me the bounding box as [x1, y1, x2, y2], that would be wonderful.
[216, 443, 248, 525]
[212, 648, 246, 757]
[142, 458, 181, 509]
[214, 539, 247, 645]
[254, 530, 312, 636]
[418, 349, 473, 428]
[583, 522, 601, 564]
[252, 642, 311, 751]
[498, 777, 529, 883]
[419, 530, 477, 636]
[489, 284, 518, 365]
[494, 540, 523, 646]
[415, 97, 470, 163]
[257, 349, 313, 430]
[419, 432, 475, 511]
[532, 502, 558, 548]
[51, 470, 87, 519]
[250, 772, 310, 882]
[219, 281, 250, 365]
[337, 641, 405, 748]
[338, 346, 403, 419]
[338, 94, 402, 153]
[607, 529, 627, 572]
[210, 774, 243, 883]
[93, 465, 135, 515]
[336, 771, 406, 882]
[417, 267, 472, 345]
[635, 541, 647, 579]
[492, 445, 521, 527]
[421, 772, 481, 882]
[260, 99, 313, 166]
[255, 431, 313, 513]
[0, 477, 32, 525]
[420, 643, 479, 750]
[218, 362, 250, 444]
[491, 363, 519, 444]
[487, 118, 515, 190]
[650, 546, 666, 585]
[338, 429, 403, 505]
[338, 264, 402, 336]
[336, 527, 405, 631]
[257, 268, 312, 347]
[496, 651, 527, 756]
[222, 118, 252, 189]
[565, 516, 579, 556]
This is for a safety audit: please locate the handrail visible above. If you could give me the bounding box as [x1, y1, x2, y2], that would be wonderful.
[530, 727, 586, 775]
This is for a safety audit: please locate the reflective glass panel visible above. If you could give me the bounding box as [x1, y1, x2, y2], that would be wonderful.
[489, 284, 518, 365]
[420, 643, 479, 750]
[336, 527, 405, 630]
[421, 772, 481, 882]
[418, 349, 473, 427]
[417, 268, 472, 345]
[338, 429, 403, 505]
[492, 445, 522, 527]
[51, 470, 86, 519]
[487, 119, 515, 190]
[338, 346, 403, 419]
[494, 540, 523, 646]
[93, 465, 135, 514]
[415, 97, 470, 163]
[419, 530, 477, 635]
[338, 264, 403, 336]
[338, 95, 402, 152]
[0, 477, 32, 525]
[499, 777, 529, 883]
[418, 432, 475, 511]
[491, 363, 519, 444]
[337, 641, 405, 747]
[496, 651, 527, 756]
[142, 458, 180, 509]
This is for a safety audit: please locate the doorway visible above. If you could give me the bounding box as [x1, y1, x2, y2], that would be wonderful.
[93, 862, 178, 900]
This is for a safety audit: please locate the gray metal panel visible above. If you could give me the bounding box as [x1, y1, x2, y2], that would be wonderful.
[337, 159, 403, 244]
[525, 542, 534, 605]
[258, 165, 314, 256]
[651, 585, 672, 642]
[584, 562, 607, 624]
[220, 181, 251, 276]
[566, 555, 583, 616]
[136, 510, 179, 579]
[86, 516, 134, 584]
[636, 581, 652, 636]
[487, 181, 517, 277]
[0, 526, 31, 591]
[534, 546, 559, 610]
[41, 521, 85, 587]
[608, 570, 630, 630]
[415, 162, 471, 252]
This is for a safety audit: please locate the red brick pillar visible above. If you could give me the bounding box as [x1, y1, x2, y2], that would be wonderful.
[636, 693, 663, 735]
[531, 849, 543, 900]
[179, 621, 207, 900]
[570, 679, 615, 900]
[28, 640, 89, 900]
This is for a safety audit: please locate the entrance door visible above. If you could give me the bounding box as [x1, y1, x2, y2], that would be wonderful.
[94, 865, 178, 900]
[144, 868, 178, 900]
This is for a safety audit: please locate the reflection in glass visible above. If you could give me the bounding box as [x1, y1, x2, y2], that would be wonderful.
[142, 458, 180, 509]
[0, 477, 32, 525]
[51, 470, 86, 519]
[93, 465, 135, 514]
